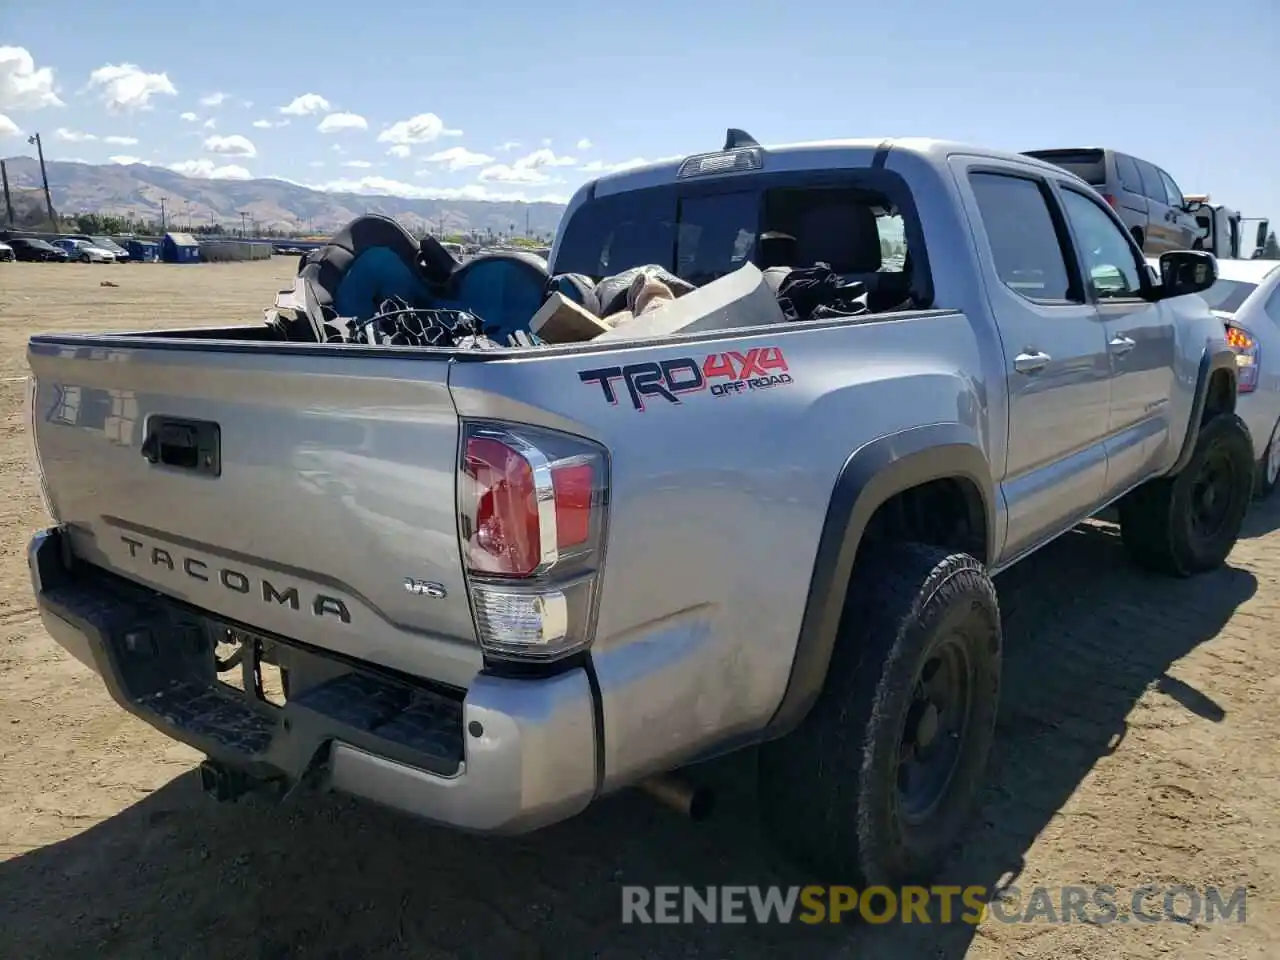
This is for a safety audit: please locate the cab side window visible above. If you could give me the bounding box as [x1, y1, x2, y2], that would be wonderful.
[1059, 189, 1144, 298]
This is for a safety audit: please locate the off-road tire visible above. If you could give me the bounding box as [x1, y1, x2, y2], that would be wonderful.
[1118, 412, 1254, 576]
[758, 543, 1002, 885]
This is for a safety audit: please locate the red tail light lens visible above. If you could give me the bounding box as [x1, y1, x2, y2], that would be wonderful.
[1101, 194, 1118, 210]
[464, 436, 542, 577]
[459, 422, 609, 662]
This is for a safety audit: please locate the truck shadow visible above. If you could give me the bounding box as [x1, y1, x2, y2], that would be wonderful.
[0, 522, 1258, 960]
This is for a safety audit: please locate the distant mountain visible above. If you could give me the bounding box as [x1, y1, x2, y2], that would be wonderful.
[0, 156, 567, 236]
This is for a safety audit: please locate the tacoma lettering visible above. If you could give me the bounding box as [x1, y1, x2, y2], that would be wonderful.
[119, 535, 351, 623]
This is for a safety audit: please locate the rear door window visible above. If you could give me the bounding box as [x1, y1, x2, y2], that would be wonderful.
[968, 172, 1075, 302]
[1133, 158, 1168, 204]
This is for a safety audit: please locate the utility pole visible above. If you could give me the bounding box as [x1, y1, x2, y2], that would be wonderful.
[0, 160, 15, 227]
[525, 207, 530, 238]
[239, 211, 248, 237]
[25, 133, 57, 227]
[160, 197, 167, 233]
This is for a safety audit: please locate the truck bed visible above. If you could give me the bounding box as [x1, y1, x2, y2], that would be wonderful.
[28, 304, 972, 709]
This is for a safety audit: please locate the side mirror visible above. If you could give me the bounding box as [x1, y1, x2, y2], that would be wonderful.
[1157, 250, 1217, 297]
[1184, 200, 1205, 214]
[1257, 220, 1270, 252]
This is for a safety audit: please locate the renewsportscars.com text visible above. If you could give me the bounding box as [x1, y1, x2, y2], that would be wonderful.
[621, 884, 1248, 925]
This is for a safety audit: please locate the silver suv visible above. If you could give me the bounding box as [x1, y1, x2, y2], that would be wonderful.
[1024, 147, 1202, 254]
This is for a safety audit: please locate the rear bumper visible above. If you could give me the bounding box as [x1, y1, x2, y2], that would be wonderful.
[29, 526, 598, 833]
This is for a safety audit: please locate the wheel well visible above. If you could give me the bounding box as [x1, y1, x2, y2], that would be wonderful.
[859, 477, 988, 565]
[1131, 226, 1145, 248]
[1203, 369, 1236, 422]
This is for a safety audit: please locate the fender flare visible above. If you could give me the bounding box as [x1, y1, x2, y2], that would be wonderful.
[764, 423, 997, 738]
[1167, 344, 1239, 477]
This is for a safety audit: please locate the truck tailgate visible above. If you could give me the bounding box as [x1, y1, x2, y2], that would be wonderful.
[27, 339, 482, 689]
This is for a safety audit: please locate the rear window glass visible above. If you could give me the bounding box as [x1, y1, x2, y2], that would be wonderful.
[555, 181, 912, 287]
[1199, 279, 1257, 314]
[1025, 150, 1106, 185]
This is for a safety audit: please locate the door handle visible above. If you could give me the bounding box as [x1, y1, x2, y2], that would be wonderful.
[1014, 351, 1050, 374]
[1109, 335, 1136, 355]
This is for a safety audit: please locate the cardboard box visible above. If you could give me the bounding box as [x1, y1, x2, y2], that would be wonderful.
[595, 263, 786, 342]
[530, 292, 614, 343]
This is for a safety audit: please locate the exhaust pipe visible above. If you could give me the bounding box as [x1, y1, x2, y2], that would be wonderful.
[640, 774, 715, 822]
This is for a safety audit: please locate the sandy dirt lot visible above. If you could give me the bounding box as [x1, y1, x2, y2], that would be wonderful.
[0, 258, 1277, 959]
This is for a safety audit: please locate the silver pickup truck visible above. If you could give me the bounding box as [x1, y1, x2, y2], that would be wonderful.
[25, 135, 1254, 887]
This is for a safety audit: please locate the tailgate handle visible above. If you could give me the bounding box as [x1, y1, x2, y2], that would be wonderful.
[141, 416, 221, 477]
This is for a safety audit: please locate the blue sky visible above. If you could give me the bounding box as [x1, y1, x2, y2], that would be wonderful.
[0, 0, 1275, 219]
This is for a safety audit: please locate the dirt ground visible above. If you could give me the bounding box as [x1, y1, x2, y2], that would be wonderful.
[0, 258, 1277, 959]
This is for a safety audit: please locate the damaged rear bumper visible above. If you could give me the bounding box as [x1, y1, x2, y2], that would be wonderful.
[28, 526, 598, 833]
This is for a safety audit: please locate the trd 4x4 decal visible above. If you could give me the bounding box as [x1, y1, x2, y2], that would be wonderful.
[579, 347, 794, 411]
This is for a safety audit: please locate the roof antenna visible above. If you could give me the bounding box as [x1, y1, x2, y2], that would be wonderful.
[723, 128, 759, 150]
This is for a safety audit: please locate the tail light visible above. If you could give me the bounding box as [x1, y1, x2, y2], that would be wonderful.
[1225, 324, 1259, 393]
[1101, 194, 1119, 210]
[458, 422, 608, 663]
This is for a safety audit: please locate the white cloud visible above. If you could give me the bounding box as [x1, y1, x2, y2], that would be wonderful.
[252, 119, 272, 128]
[0, 113, 20, 137]
[377, 112, 462, 146]
[202, 118, 216, 130]
[85, 63, 177, 113]
[180, 111, 198, 122]
[314, 174, 567, 204]
[387, 144, 411, 159]
[0, 46, 63, 110]
[576, 138, 592, 150]
[104, 134, 138, 145]
[199, 92, 228, 107]
[516, 148, 576, 169]
[108, 155, 145, 165]
[342, 159, 373, 168]
[169, 159, 252, 180]
[420, 146, 494, 172]
[55, 127, 97, 142]
[578, 156, 669, 174]
[279, 93, 330, 116]
[308, 160, 325, 168]
[317, 111, 367, 133]
[478, 148, 577, 185]
[203, 133, 256, 157]
[497, 140, 521, 152]
[541, 137, 552, 147]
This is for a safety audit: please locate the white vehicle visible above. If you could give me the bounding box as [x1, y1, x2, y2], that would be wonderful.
[1185, 195, 1269, 260]
[52, 238, 116, 263]
[0, 241, 13, 262]
[1160, 256, 1280, 495]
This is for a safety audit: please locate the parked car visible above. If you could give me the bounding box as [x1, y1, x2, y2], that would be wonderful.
[1023, 147, 1203, 255]
[10, 237, 69, 262]
[0, 241, 13, 262]
[53, 238, 117, 263]
[1157, 256, 1280, 496]
[88, 236, 131, 262]
[26, 134, 1252, 887]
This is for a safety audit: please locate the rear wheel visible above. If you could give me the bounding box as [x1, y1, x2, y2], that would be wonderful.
[1131, 226, 1146, 251]
[79, 253, 91, 263]
[1118, 412, 1254, 575]
[758, 543, 1001, 884]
